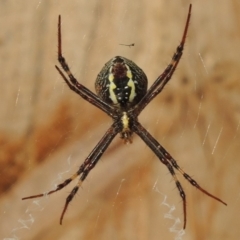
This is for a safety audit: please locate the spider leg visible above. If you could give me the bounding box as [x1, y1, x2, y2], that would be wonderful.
[55, 65, 114, 116]
[159, 149, 227, 206]
[133, 121, 226, 229]
[56, 15, 114, 117]
[22, 122, 120, 224]
[59, 122, 121, 224]
[133, 121, 187, 228]
[134, 4, 192, 116]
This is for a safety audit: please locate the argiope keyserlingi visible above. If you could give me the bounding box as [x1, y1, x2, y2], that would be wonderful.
[22, 4, 227, 229]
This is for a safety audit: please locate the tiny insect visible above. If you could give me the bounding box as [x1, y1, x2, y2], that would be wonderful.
[119, 43, 135, 47]
[23, 4, 226, 229]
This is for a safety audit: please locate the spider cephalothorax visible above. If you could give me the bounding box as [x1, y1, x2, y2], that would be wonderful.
[23, 4, 226, 229]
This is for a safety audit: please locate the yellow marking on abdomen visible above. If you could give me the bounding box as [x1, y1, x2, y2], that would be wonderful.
[126, 65, 136, 102]
[108, 66, 118, 104]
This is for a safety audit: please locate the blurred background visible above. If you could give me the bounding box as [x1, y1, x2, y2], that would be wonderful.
[0, 0, 240, 239]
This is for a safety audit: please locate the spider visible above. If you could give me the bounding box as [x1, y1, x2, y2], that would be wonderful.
[22, 4, 227, 229]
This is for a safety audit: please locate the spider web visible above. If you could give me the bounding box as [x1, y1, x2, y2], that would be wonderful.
[1, 0, 240, 240]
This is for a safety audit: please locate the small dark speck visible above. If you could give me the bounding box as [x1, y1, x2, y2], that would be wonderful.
[181, 77, 189, 85]
[119, 43, 135, 48]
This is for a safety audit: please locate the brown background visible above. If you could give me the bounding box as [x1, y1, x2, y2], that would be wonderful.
[0, 0, 240, 239]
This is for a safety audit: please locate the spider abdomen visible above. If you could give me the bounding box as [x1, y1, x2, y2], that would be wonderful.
[95, 56, 148, 109]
